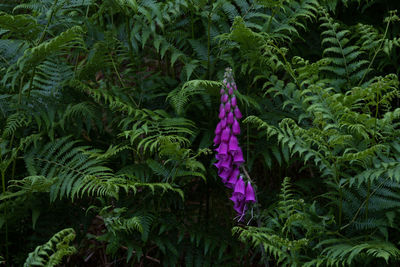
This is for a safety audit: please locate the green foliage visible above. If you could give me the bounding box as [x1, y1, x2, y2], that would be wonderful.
[24, 228, 77, 267]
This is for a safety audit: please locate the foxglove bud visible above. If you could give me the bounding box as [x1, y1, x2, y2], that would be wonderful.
[227, 111, 234, 124]
[224, 102, 231, 113]
[231, 96, 237, 107]
[234, 106, 242, 119]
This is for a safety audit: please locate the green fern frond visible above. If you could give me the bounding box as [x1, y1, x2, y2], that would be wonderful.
[24, 228, 76, 267]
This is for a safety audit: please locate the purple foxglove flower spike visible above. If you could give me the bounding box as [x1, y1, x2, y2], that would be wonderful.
[234, 106, 242, 119]
[221, 127, 230, 143]
[245, 182, 256, 203]
[232, 119, 240, 135]
[214, 67, 256, 219]
[231, 96, 237, 107]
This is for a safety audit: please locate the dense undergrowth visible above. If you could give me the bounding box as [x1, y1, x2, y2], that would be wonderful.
[1, 0, 400, 266]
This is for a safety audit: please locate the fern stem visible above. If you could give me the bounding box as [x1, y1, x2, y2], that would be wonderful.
[341, 176, 389, 231]
[358, 16, 391, 86]
[38, 0, 59, 45]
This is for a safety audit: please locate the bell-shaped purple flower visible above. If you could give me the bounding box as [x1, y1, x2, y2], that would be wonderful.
[224, 102, 231, 113]
[227, 111, 234, 125]
[228, 88, 233, 95]
[221, 94, 229, 103]
[233, 148, 245, 165]
[219, 167, 232, 181]
[245, 182, 256, 203]
[220, 118, 227, 129]
[232, 119, 240, 135]
[220, 155, 232, 169]
[233, 199, 246, 215]
[216, 143, 228, 159]
[226, 167, 239, 188]
[233, 177, 245, 196]
[219, 108, 226, 119]
[221, 127, 231, 143]
[228, 135, 240, 152]
[234, 106, 242, 119]
[215, 122, 222, 135]
[220, 89, 225, 95]
[213, 134, 221, 146]
[231, 96, 237, 107]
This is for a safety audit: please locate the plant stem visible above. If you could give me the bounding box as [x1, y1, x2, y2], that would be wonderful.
[358, 15, 391, 86]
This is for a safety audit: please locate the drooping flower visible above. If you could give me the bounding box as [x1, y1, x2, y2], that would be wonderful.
[228, 135, 240, 152]
[232, 119, 240, 135]
[245, 182, 256, 203]
[233, 177, 245, 197]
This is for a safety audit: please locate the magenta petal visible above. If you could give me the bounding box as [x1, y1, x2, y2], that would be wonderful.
[222, 94, 229, 103]
[231, 96, 237, 107]
[227, 111, 234, 124]
[221, 127, 231, 143]
[234, 107, 242, 119]
[232, 119, 240, 135]
[245, 182, 256, 203]
[233, 148, 245, 165]
[220, 89, 225, 95]
[213, 134, 221, 146]
[225, 102, 231, 113]
[228, 135, 240, 152]
[228, 88, 233, 95]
